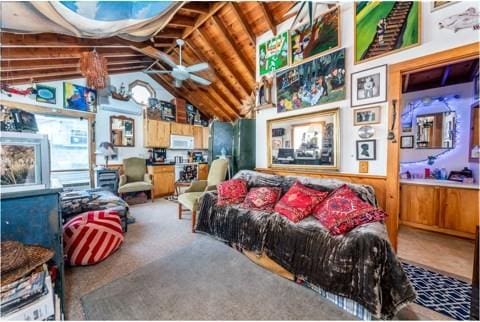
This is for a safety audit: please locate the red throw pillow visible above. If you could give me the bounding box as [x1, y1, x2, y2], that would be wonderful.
[217, 179, 248, 206]
[241, 187, 282, 212]
[274, 181, 329, 223]
[313, 184, 387, 235]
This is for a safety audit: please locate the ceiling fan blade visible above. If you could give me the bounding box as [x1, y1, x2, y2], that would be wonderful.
[190, 74, 212, 86]
[158, 52, 178, 68]
[186, 62, 209, 73]
[174, 79, 183, 88]
[143, 70, 171, 74]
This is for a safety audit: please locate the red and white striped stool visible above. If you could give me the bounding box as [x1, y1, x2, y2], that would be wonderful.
[63, 210, 124, 266]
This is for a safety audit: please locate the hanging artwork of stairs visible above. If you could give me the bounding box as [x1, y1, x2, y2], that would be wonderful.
[362, 2, 414, 61]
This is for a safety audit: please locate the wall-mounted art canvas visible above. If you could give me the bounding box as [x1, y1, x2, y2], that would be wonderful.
[355, 1, 420, 63]
[276, 48, 345, 113]
[290, 6, 340, 65]
[63, 82, 97, 113]
[258, 31, 289, 76]
[35, 84, 56, 104]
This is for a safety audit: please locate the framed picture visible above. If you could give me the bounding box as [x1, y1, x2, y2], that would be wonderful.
[272, 137, 283, 149]
[258, 31, 289, 76]
[400, 135, 414, 149]
[356, 139, 376, 160]
[354, 106, 381, 125]
[354, 2, 421, 64]
[10, 109, 38, 132]
[351, 65, 387, 107]
[63, 82, 97, 113]
[431, 1, 457, 12]
[35, 84, 56, 104]
[276, 48, 345, 113]
[290, 6, 340, 65]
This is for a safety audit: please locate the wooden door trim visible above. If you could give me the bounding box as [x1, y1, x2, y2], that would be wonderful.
[386, 42, 479, 251]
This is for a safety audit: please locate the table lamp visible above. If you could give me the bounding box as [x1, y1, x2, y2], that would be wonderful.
[96, 141, 117, 168]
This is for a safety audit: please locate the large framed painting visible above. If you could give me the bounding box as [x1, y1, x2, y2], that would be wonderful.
[63, 82, 97, 113]
[354, 1, 421, 64]
[276, 48, 345, 113]
[258, 31, 289, 76]
[290, 6, 340, 65]
[351, 64, 387, 107]
[267, 108, 340, 170]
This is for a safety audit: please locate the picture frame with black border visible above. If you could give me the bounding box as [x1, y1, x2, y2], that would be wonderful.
[400, 135, 414, 149]
[353, 106, 381, 125]
[356, 139, 376, 160]
[351, 64, 387, 107]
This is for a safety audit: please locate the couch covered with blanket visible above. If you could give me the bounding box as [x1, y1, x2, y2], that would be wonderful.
[195, 170, 415, 319]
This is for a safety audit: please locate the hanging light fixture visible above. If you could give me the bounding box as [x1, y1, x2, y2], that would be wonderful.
[80, 49, 108, 89]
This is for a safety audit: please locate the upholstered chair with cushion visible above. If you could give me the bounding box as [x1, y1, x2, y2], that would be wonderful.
[178, 158, 229, 232]
[118, 157, 154, 202]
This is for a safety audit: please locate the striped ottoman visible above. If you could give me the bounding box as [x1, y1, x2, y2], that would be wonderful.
[63, 210, 124, 266]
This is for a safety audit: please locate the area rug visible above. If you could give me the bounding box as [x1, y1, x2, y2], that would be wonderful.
[81, 235, 354, 320]
[401, 262, 472, 320]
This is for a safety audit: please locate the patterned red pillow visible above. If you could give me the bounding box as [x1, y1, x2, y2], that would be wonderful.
[274, 181, 329, 223]
[217, 179, 248, 206]
[313, 184, 387, 235]
[241, 187, 282, 212]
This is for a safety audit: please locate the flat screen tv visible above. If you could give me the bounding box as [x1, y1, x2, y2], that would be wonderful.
[0, 132, 51, 193]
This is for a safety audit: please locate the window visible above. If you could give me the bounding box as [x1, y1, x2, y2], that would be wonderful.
[129, 80, 156, 106]
[36, 114, 90, 187]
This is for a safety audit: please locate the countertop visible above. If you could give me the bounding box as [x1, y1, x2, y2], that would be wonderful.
[400, 178, 480, 190]
[147, 161, 208, 166]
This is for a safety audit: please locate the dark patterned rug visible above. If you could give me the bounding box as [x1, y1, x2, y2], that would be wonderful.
[402, 262, 472, 320]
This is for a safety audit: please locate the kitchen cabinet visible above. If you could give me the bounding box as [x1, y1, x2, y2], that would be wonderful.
[400, 182, 479, 239]
[171, 122, 193, 136]
[193, 126, 203, 149]
[202, 127, 209, 149]
[144, 119, 170, 148]
[198, 163, 209, 180]
[147, 165, 175, 197]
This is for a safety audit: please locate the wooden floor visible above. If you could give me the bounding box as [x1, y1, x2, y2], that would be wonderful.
[398, 225, 475, 281]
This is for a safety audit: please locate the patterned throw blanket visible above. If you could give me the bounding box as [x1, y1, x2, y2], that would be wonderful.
[196, 171, 416, 319]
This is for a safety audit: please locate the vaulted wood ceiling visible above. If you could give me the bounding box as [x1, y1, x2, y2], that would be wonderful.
[0, 1, 294, 121]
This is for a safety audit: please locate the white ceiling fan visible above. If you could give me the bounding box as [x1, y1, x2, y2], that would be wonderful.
[143, 39, 212, 88]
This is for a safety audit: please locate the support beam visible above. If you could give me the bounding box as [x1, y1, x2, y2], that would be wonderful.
[1, 47, 142, 60]
[154, 28, 184, 39]
[210, 16, 255, 75]
[0, 32, 131, 48]
[230, 3, 256, 46]
[1, 58, 152, 72]
[168, 15, 197, 28]
[194, 28, 252, 97]
[258, 3, 277, 35]
[179, 3, 211, 15]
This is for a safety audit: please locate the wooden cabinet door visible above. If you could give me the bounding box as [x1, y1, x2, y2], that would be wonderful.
[170, 122, 181, 135]
[182, 124, 193, 136]
[198, 164, 208, 180]
[202, 127, 209, 149]
[400, 184, 438, 226]
[440, 188, 479, 234]
[193, 126, 203, 149]
[150, 166, 175, 197]
[145, 120, 159, 147]
[170, 122, 192, 136]
[156, 121, 170, 148]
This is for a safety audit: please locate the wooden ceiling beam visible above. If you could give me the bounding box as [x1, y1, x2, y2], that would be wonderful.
[258, 3, 277, 35]
[210, 16, 255, 75]
[154, 27, 184, 39]
[1, 59, 152, 72]
[194, 28, 252, 97]
[1, 47, 142, 60]
[0, 32, 132, 48]
[168, 14, 197, 28]
[230, 3, 256, 46]
[179, 3, 211, 15]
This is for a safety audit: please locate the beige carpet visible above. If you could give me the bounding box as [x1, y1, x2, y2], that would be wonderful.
[65, 199, 450, 320]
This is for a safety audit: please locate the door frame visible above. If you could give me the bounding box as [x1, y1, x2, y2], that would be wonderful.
[385, 42, 479, 251]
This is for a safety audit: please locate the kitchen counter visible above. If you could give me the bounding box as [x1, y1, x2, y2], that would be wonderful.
[400, 178, 479, 190]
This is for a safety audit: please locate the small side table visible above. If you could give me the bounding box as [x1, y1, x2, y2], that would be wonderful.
[175, 181, 191, 197]
[95, 168, 119, 195]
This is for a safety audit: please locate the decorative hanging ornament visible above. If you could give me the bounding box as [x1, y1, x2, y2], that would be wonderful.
[80, 49, 108, 89]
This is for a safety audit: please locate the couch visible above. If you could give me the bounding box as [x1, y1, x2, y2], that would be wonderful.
[195, 170, 416, 319]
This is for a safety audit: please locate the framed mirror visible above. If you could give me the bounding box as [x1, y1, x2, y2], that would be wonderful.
[110, 115, 134, 147]
[415, 112, 456, 149]
[267, 108, 340, 170]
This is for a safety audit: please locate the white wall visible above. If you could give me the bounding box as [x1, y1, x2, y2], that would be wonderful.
[255, 1, 480, 175]
[0, 72, 174, 165]
[400, 82, 479, 181]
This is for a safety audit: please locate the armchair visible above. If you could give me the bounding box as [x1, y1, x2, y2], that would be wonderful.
[178, 159, 229, 232]
[118, 157, 154, 202]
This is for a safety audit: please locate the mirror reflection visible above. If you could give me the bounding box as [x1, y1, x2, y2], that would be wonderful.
[416, 112, 456, 149]
[269, 109, 339, 169]
[110, 115, 135, 147]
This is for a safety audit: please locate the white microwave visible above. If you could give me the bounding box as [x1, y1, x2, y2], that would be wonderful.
[170, 135, 194, 150]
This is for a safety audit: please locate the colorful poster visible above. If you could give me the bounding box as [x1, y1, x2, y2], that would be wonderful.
[63, 82, 97, 113]
[258, 31, 289, 76]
